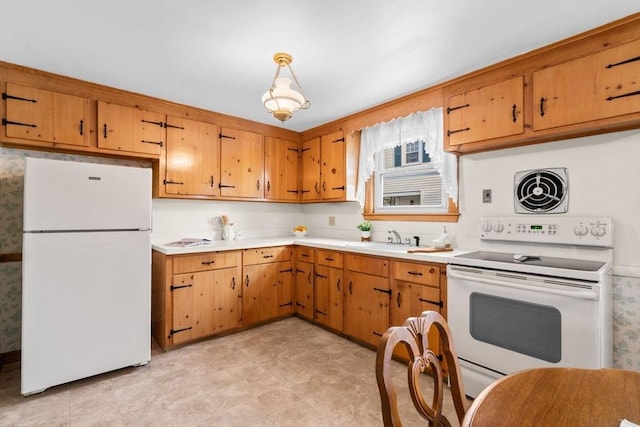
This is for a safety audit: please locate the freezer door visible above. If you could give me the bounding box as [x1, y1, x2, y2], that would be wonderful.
[21, 231, 151, 395]
[23, 158, 151, 231]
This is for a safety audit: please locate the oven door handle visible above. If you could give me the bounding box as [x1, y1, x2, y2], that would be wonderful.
[448, 269, 599, 300]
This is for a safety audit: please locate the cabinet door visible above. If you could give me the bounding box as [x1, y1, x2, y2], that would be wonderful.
[294, 260, 314, 320]
[171, 273, 195, 345]
[344, 271, 390, 347]
[320, 130, 346, 200]
[212, 267, 241, 334]
[447, 76, 524, 147]
[219, 127, 264, 198]
[391, 280, 442, 360]
[98, 102, 164, 155]
[242, 264, 279, 325]
[165, 116, 219, 196]
[533, 39, 640, 131]
[300, 137, 321, 201]
[5, 83, 89, 147]
[315, 265, 344, 332]
[264, 136, 299, 201]
[276, 261, 294, 315]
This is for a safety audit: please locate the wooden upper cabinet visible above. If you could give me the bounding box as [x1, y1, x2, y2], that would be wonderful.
[445, 76, 524, 148]
[264, 136, 299, 201]
[533, 39, 640, 131]
[300, 136, 321, 201]
[219, 127, 264, 198]
[4, 83, 90, 147]
[97, 101, 163, 156]
[164, 116, 219, 197]
[320, 130, 346, 200]
[300, 129, 347, 202]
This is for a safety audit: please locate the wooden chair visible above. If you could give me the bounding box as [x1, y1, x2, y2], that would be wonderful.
[376, 311, 468, 427]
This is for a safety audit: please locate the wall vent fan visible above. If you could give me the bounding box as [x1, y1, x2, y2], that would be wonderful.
[514, 168, 568, 214]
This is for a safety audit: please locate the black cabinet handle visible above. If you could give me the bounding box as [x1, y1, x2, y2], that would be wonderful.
[512, 104, 517, 123]
[79, 119, 84, 136]
[407, 271, 423, 276]
[539, 97, 546, 117]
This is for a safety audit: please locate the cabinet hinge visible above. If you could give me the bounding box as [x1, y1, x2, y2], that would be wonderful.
[373, 331, 383, 337]
[605, 55, 640, 69]
[418, 297, 444, 308]
[447, 127, 470, 137]
[446, 103, 470, 114]
[332, 137, 345, 143]
[141, 140, 163, 147]
[164, 179, 184, 185]
[2, 93, 37, 103]
[606, 90, 640, 101]
[140, 119, 164, 127]
[164, 122, 184, 130]
[279, 268, 293, 273]
[279, 301, 293, 308]
[374, 287, 392, 295]
[219, 133, 236, 139]
[170, 284, 193, 291]
[170, 327, 192, 335]
[2, 118, 37, 128]
[315, 309, 327, 316]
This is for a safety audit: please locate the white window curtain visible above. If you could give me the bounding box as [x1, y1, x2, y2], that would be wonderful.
[355, 107, 457, 208]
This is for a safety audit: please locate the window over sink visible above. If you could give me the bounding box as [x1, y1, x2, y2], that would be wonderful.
[356, 108, 459, 221]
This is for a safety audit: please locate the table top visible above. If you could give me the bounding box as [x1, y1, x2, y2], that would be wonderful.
[463, 368, 640, 427]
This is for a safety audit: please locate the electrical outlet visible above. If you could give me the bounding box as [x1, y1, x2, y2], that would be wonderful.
[482, 189, 492, 203]
[328, 216, 335, 226]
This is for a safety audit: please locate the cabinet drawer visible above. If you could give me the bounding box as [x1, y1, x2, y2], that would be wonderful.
[296, 246, 315, 262]
[315, 250, 344, 268]
[243, 246, 292, 265]
[345, 254, 389, 277]
[173, 251, 241, 274]
[392, 261, 440, 287]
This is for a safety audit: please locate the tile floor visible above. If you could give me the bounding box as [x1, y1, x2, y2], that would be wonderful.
[0, 317, 466, 426]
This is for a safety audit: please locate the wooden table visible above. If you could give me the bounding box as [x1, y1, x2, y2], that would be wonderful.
[462, 368, 640, 427]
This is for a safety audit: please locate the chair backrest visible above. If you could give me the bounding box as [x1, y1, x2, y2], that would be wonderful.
[376, 310, 467, 427]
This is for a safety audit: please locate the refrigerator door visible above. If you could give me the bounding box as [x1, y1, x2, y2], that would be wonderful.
[21, 230, 151, 395]
[23, 158, 151, 231]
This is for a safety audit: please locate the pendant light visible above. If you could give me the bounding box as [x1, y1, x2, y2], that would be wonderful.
[261, 52, 310, 122]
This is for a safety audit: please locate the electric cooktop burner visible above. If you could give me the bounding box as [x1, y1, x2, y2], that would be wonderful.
[454, 251, 605, 272]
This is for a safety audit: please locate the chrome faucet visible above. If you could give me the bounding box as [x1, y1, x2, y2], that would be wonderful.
[388, 229, 402, 244]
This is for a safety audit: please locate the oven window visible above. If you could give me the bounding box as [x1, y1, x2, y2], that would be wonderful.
[470, 293, 561, 363]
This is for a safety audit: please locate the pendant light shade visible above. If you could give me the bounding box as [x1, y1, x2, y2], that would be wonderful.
[262, 53, 310, 122]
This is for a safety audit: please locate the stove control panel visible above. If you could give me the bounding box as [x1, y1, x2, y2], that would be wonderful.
[480, 216, 613, 247]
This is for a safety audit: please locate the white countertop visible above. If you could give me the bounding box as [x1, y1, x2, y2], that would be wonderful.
[152, 236, 472, 264]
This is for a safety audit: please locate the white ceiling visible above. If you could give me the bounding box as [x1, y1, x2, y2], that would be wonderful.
[1, 1, 639, 132]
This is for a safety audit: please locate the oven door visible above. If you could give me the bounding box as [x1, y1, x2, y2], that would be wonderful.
[447, 265, 609, 397]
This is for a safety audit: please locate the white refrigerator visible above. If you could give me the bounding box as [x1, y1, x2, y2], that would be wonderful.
[21, 158, 152, 395]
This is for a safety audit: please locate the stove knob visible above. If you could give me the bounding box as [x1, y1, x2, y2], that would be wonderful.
[573, 224, 589, 237]
[482, 222, 493, 232]
[591, 224, 606, 237]
[494, 223, 505, 233]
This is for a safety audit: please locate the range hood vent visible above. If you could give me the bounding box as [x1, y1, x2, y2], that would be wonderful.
[514, 168, 568, 214]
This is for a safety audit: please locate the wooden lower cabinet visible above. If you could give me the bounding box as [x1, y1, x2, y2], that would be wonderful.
[344, 254, 391, 347]
[171, 267, 240, 345]
[294, 259, 315, 320]
[390, 261, 444, 361]
[152, 244, 448, 354]
[152, 250, 242, 350]
[241, 246, 294, 325]
[314, 251, 344, 332]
